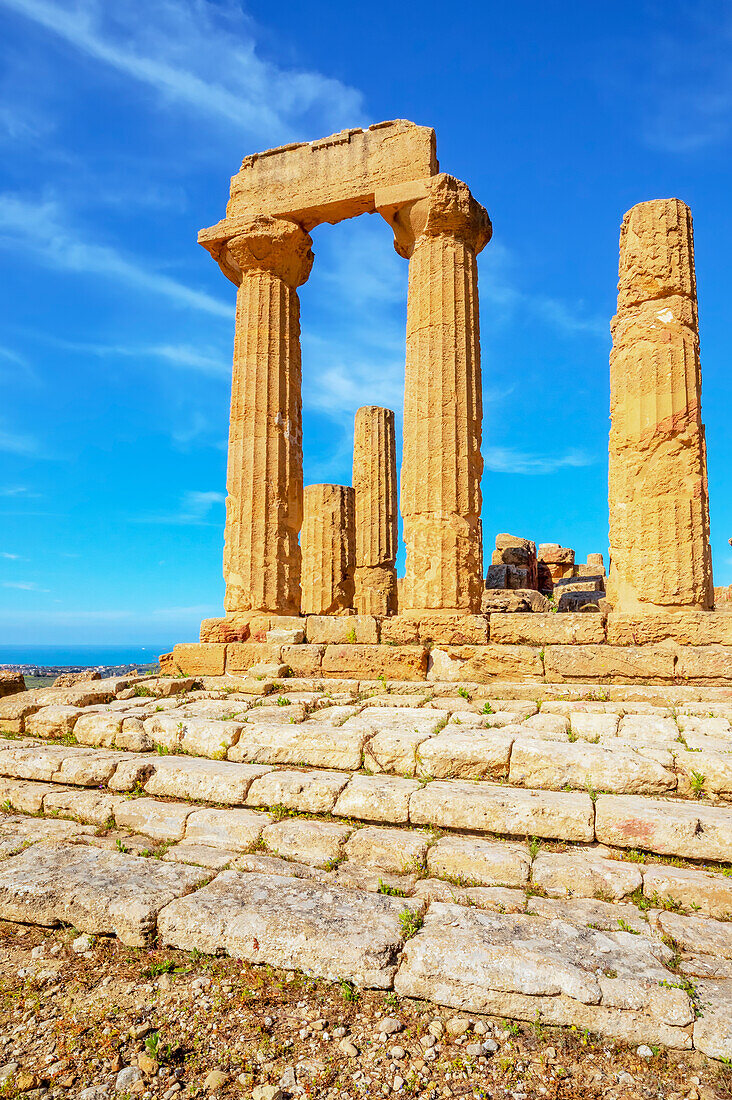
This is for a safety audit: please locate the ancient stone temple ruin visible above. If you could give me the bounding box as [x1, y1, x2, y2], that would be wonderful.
[166, 119, 732, 685]
[3, 120, 732, 1066]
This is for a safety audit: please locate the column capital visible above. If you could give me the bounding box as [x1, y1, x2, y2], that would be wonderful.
[378, 173, 491, 260]
[199, 214, 314, 288]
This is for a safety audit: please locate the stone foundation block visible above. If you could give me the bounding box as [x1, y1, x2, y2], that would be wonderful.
[245, 769, 350, 815]
[199, 614, 253, 643]
[157, 869, 416, 987]
[427, 645, 544, 683]
[321, 644, 428, 681]
[344, 825, 429, 873]
[172, 643, 227, 677]
[490, 613, 605, 646]
[608, 612, 732, 647]
[531, 851, 642, 900]
[262, 818, 352, 867]
[410, 781, 594, 841]
[25, 705, 83, 740]
[225, 642, 282, 673]
[426, 835, 530, 887]
[381, 613, 489, 646]
[279, 643, 324, 676]
[543, 644, 676, 682]
[643, 865, 732, 921]
[508, 739, 675, 795]
[676, 645, 732, 682]
[305, 615, 379, 644]
[0, 841, 209, 946]
[333, 774, 420, 823]
[595, 794, 732, 861]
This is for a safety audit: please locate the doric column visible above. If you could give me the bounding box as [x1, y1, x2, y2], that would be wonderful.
[607, 199, 713, 613]
[381, 174, 491, 612]
[213, 216, 313, 617]
[301, 484, 356, 615]
[353, 406, 398, 615]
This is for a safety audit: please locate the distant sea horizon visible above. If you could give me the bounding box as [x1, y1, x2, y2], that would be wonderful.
[0, 645, 171, 668]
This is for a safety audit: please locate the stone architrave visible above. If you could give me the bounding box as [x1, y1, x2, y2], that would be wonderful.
[301, 485, 356, 615]
[203, 216, 313, 619]
[379, 174, 491, 613]
[607, 199, 713, 613]
[353, 406, 398, 615]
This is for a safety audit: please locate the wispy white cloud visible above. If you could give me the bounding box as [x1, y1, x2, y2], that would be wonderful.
[484, 446, 596, 476]
[0, 193, 232, 318]
[0, 486, 39, 497]
[0, 425, 39, 456]
[2, 580, 48, 591]
[1, 552, 23, 560]
[133, 489, 225, 526]
[0, 0, 364, 142]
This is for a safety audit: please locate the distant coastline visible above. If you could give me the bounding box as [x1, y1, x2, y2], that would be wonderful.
[0, 644, 169, 670]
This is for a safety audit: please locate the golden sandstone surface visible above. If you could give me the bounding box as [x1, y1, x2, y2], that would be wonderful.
[185, 121, 731, 684]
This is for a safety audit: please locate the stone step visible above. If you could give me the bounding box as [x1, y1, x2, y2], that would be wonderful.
[0, 834, 729, 1060]
[5, 690, 731, 804]
[2, 735, 732, 861]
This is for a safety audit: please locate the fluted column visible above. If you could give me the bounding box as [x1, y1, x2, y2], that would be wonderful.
[301, 484, 356, 615]
[607, 199, 713, 613]
[217, 216, 313, 616]
[353, 406, 398, 615]
[383, 174, 491, 612]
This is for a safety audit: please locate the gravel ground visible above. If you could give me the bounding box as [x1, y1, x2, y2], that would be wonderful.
[1, 923, 730, 1100]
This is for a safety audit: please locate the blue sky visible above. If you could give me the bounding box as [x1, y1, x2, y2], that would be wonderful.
[1, 0, 731, 647]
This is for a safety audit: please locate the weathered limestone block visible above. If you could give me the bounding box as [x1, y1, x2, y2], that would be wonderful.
[595, 794, 732, 861]
[245, 769, 350, 814]
[184, 808, 270, 851]
[486, 563, 531, 590]
[0, 841, 208, 946]
[381, 175, 490, 613]
[492, 534, 538, 588]
[618, 714, 679, 741]
[73, 711, 124, 748]
[416, 730, 514, 780]
[608, 612, 732, 646]
[305, 615, 378, 644]
[643, 865, 732, 920]
[481, 589, 551, 614]
[353, 406, 398, 616]
[427, 645, 544, 683]
[280, 643, 325, 676]
[394, 904, 692, 1046]
[212, 218, 313, 618]
[157, 869, 416, 987]
[228, 721, 365, 771]
[0, 778, 53, 814]
[568, 712, 620, 738]
[142, 757, 271, 805]
[607, 199, 713, 614]
[216, 120, 438, 229]
[172, 643, 227, 677]
[676, 646, 732, 682]
[25, 705, 83, 740]
[344, 825, 429, 873]
[115, 798, 194, 843]
[164, 843, 238, 870]
[262, 819, 352, 867]
[381, 613, 489, 645]
[333, 774, 420, 823]
[224, 642, 282, 673]
[675, 749, 732, 799]
[649, 910, 732, 960]
[301, 484, 356, 615]
[531, 851, 643, 900]
[321, 644, 428, 681]
[693, 981, 732, 1061]
[42, 788, 126, 826]
[543, 644, 675, 683]
[0, 671, 24, 698]
[178, 718, 244, 759]
[508, 739, 675, 795]
[426, 836, 530, 887]
[489, 613, 605, 645]
[409, 781, 595, 841]
[528, 896, 649, 934]
[0, 744, 123, 787]
[539, 544, 575, 566]
[334, 864, 417, 895]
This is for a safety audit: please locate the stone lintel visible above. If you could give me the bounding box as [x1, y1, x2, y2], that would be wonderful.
[220, 121, 437, 231]
[607, 612, 732, 647]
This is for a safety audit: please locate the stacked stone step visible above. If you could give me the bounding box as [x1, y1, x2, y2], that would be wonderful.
[1, 685, 732, 1057]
